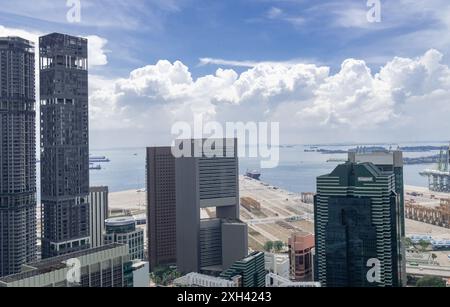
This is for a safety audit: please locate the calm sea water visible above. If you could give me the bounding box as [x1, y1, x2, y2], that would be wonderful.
[88, 143, 441, 193]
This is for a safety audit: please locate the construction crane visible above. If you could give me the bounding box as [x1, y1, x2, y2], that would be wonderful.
[420, 143, 450, 192]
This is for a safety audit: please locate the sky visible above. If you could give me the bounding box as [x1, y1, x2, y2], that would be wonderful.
[1, 0, 450, 148]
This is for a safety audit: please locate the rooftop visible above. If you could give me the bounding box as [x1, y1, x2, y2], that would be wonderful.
[0, 244, 124, 284]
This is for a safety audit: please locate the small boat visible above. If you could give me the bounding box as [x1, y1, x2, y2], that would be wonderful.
[245, 170, 261, 180]
[89, 164, 101, 170]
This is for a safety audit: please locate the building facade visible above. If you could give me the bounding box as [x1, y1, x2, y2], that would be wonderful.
[89, 186, 109, 248]
[0, 244, 133, 287]
[220, 252, 266, 287]
[39, 33, 90, 258]
[104, 217, 145, 261]
[146, 147, 176, 271]
[264, 253, 290, 280]
[348, 150, 406, 285]
[0, 37, 37, 277]
[174, 272, 239, 287]
[131, 260, 150, 287]
[288, 233, 314, 282]
[175, 139, 248, 274]
[314, 162, 404, 287]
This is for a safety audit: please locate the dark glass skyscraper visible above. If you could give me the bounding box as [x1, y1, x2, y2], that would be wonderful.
[39, 33, 90, 258]
[324, 197, 377, 287]
[348, 150, 406, 285]
[314, 162, 404, 287]
[0, 37, 37, 277]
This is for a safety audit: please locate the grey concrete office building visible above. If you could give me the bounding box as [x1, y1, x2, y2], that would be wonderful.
[39, 33, 90, 258]
[146, 147, 177, 271]
[175, 139, 248, 275]
[89, 186, 109, 248]
[0, 37, 37, 277]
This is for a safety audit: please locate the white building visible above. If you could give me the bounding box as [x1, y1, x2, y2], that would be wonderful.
[265, 253, 290, 280]
[132, 260, 150, 287]
[174, 273, 239, 287]
[89, 186, 109, 248]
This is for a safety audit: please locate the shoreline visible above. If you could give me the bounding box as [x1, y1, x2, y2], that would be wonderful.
[110, 184, 435, 198]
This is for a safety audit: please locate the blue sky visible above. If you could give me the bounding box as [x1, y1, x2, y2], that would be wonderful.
[1, 0, 450, 147]
[2, 0, 448, 76]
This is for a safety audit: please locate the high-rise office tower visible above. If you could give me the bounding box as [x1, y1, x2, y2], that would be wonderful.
[175, 139, 248, 274]
[348, 150, 406, 286]
[146, 147, 177, 271]
[39, 33, 90, 258]
[89, 186, 109, 248]
[0, 37, 37, 277]
[314, 162, 403, 287]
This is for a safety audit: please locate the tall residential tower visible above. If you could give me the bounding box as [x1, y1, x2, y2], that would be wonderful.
[39, 33, 90, 258]
[0, 37, 37, 276]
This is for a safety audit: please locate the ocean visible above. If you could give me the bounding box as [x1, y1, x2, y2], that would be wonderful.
[88, 143, 442, 193]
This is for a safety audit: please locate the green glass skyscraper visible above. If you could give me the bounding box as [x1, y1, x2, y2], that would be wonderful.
[314, 162, 405, 287]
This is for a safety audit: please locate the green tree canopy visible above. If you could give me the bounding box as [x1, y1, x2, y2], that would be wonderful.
[416, 276, 446, 288]
[264, 241, 274, 252]
[274, 241, 284, 252]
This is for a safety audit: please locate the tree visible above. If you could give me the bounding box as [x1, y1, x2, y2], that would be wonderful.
[416, 276, 446, 288]
[405, 237, 413, 249]
[274, 241, 284, 252]
[150, 266, 180, 286]
[418, 240, 430, 252]
[431, 253, 438, 264]
[264, 241, 274, 252]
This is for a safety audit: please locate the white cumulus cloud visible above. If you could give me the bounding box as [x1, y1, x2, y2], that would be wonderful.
[0, 25, 109, 68]
[89, 49, 450, 146]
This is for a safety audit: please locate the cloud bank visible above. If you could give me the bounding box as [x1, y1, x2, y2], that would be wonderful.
[89, 49, 450, 147]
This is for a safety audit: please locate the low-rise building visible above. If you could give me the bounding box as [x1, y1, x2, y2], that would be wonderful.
[174, 272, 239, 287]
[0, 244, 133, 287]
[104, 217, 145, 261]
[220, 252, 266, 287]
[264, 253, 290, 280]
[288, 233, 314, 281]
[132, 260, 150, 287]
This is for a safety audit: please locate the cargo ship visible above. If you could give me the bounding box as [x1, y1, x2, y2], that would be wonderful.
[89, 155, 110, 163]
[245, 170, 261, 180]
